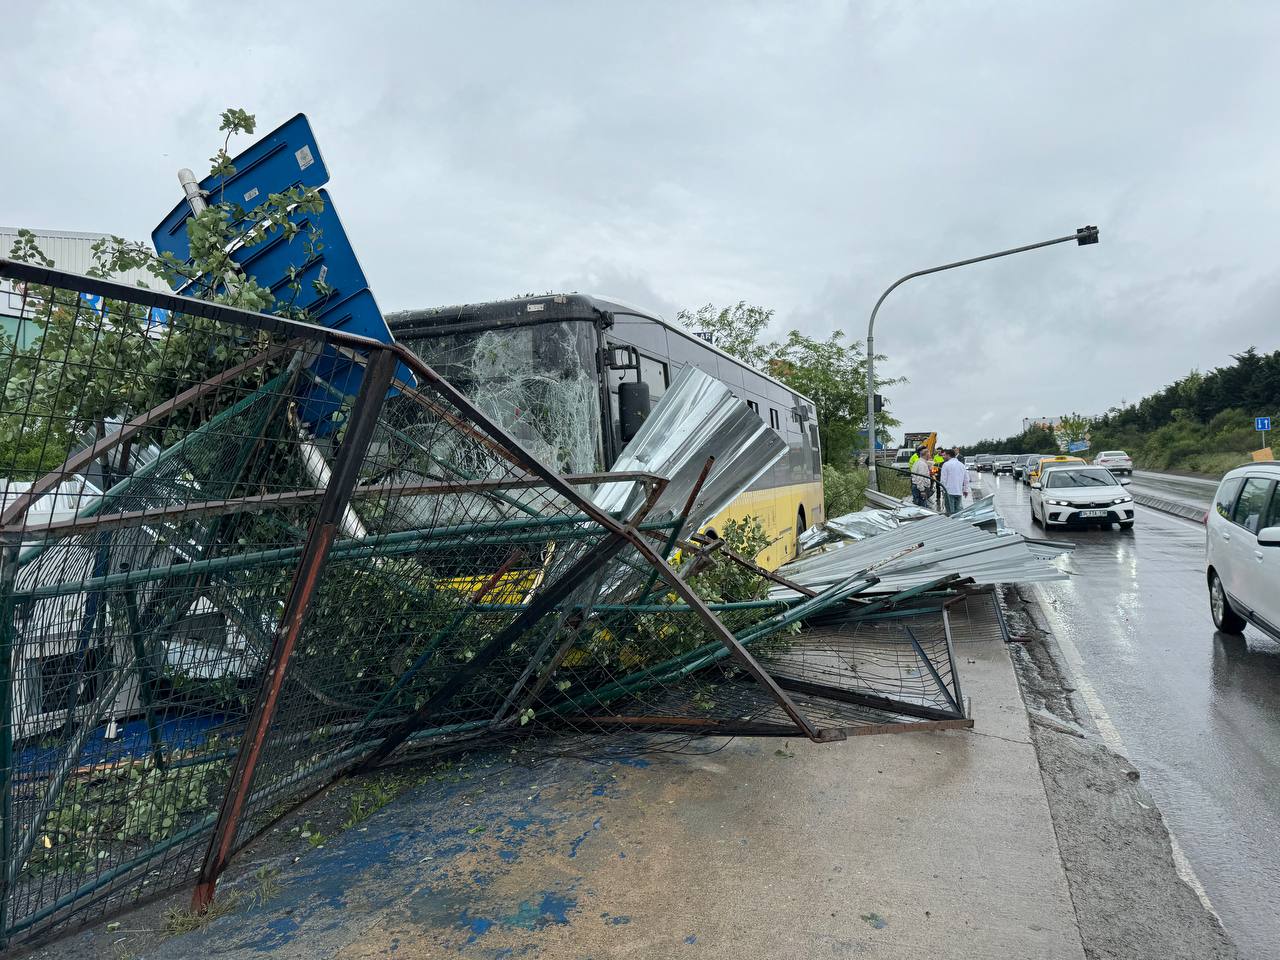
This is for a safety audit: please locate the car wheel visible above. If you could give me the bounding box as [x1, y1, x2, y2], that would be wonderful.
[1209, 572, 1247, 633]
[1030, 504, 1039, 526]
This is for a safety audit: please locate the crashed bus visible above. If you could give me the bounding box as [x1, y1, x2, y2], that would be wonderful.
[388, 295, 824, 569]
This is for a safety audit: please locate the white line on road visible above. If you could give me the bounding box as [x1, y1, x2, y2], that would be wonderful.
[1031, 581, 1219, 918]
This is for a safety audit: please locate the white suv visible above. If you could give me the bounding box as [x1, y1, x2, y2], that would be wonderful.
[1094, 450, 1133, 475]
[1205, 462, 1280, 638]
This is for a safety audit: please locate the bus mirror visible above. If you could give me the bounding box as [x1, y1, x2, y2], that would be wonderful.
[606, 345, 639, 371]
[619, 381, 651, 442]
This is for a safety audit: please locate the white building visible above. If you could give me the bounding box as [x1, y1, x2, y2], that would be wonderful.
[1, 226, 166, 347]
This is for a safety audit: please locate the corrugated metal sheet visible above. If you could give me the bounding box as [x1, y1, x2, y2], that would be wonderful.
[773, 513, 1070, 596]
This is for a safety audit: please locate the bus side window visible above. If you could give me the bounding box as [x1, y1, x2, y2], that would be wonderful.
[638, 354, 668, 400]
[808, 424, 821, 473]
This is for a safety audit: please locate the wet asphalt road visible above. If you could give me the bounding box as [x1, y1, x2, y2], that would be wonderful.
[1130, 469, 1217, 510]
[981, 472, 1280, 960]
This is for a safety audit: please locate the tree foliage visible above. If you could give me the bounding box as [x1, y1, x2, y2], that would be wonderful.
[1055, 412, 1092, 446]
[676, 302, 903, 464]
[3, 109, 327, 475]
[1087, 347, 1280, 472]
[964, 347, 1280, 472]
[769, 330, 900, 463]
[964, 424, 1059, 456]
[675, 301, 774, 368]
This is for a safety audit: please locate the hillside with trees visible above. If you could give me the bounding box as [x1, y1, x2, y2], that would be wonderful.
[1088, 347, 1280, 473]
[964, 347, 1280, 474]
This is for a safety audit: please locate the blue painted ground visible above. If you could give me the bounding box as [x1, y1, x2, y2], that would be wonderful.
[142, 746, 694, 959]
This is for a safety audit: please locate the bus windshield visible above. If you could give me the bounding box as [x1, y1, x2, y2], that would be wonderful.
[396, 320, 605, 475]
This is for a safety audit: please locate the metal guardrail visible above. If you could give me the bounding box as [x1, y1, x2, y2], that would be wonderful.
[874, 462, 943, 509]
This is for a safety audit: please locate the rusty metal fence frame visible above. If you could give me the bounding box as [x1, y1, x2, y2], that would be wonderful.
[0, 259, 870, 945]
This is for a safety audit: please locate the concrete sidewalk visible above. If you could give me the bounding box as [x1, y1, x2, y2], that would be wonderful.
[131, 632, 1087, 960]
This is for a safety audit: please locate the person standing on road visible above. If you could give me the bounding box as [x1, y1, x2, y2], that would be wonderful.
[930, 447, 945, 507]
[910, 445, 932, 507]
[939, 447, 970, 515]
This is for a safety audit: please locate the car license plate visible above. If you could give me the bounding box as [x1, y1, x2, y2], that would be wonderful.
[1078, 509, 1107, 518]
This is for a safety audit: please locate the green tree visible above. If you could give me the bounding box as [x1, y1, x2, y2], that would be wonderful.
[768, 329, 900, 463]
[964, 423, 1059, 456]
[675, 301, 774, 368]
[3, 109, 328, 475]
[1055, 412, 1092, 448]
[675, 301, 903, 465]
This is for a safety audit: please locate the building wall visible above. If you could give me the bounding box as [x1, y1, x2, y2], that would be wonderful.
[1, 227, 167, 347]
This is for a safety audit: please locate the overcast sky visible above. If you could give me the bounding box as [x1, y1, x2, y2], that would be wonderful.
[6, 2, 1279, 445]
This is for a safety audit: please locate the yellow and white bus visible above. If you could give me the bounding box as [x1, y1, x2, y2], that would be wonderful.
[388, 295, 823, 569]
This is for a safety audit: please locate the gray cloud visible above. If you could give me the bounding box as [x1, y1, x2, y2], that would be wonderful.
[4, 1, 1278, 444]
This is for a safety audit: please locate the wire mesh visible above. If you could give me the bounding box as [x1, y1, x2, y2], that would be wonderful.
[0, 261, 825, 943]
[0, 260, 976, 947]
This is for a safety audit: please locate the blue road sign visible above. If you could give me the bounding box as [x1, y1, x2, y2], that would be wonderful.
[152, 114, 330, 264]
[1067, 439, 1090, 453]
[1257, 416, 1272, 432]
[151, 114, 415, 432]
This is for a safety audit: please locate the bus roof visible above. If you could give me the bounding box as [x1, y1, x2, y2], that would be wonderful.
[387, 293, 815, 404]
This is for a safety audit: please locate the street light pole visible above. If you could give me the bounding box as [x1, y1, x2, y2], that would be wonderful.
[865, 225, 1098, 489]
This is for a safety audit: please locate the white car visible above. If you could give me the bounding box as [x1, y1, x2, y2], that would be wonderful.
[1093, 450, 1133, 474]
[1205, 462, 1280, 639]
[1030, 465, 1135, 529]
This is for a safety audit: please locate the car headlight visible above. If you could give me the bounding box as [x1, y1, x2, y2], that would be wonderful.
[1047, 499, 1072, 506]
[1111, 496, 1132, 504]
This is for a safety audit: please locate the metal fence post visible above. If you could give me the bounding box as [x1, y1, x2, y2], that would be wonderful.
[0, 541, 19, 947]
[191, 349, 397, 910]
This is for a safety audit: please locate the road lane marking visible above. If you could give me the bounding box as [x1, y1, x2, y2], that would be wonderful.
[1031, 581, 1219, 918]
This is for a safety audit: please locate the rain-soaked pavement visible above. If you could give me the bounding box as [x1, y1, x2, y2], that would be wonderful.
[984, 472, 1280, 959]
[1129, 469, 1217, 510]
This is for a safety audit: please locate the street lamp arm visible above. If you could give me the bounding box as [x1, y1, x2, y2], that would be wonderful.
[867, 232, 1080, 340]
[863, 226, 1097, 489]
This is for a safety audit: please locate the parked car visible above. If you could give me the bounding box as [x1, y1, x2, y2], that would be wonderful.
[1027, 455, 1087, 487]
[1015, 454, 1041, 483]
[972, 454, 993, 472]
[1030, 465, 1135, 529]
[1094, 450, 1134, 475]
[1205, 462, 1280, 639]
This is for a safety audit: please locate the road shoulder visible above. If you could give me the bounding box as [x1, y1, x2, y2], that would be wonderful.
[1002, 585, 1242, 960]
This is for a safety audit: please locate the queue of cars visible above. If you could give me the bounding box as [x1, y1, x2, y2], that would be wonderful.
[971, 446, 1280, 641]
[970, 450, 1139, 530]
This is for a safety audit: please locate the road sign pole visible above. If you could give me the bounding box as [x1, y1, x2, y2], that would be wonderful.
[177, 168, 207, 216]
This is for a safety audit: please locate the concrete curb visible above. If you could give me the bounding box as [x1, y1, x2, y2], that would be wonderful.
[1131, 492, 1207, 522]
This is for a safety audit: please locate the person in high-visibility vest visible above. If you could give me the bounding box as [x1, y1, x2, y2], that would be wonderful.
[909, 446, 931, 506]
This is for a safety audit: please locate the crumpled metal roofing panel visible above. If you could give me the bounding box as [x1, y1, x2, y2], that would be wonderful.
[591, 364, 787, 539]
[775, 512, 1068, 595]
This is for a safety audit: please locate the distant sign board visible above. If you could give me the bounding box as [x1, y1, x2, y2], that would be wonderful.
[855, 429, 884, 451]
[151, 114, 414, 433]
[1067, 439, 1090, 453]
[1257, 416, 1272, 432]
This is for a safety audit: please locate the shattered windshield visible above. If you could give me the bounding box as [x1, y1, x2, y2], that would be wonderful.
[398, 320, 604, 475]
